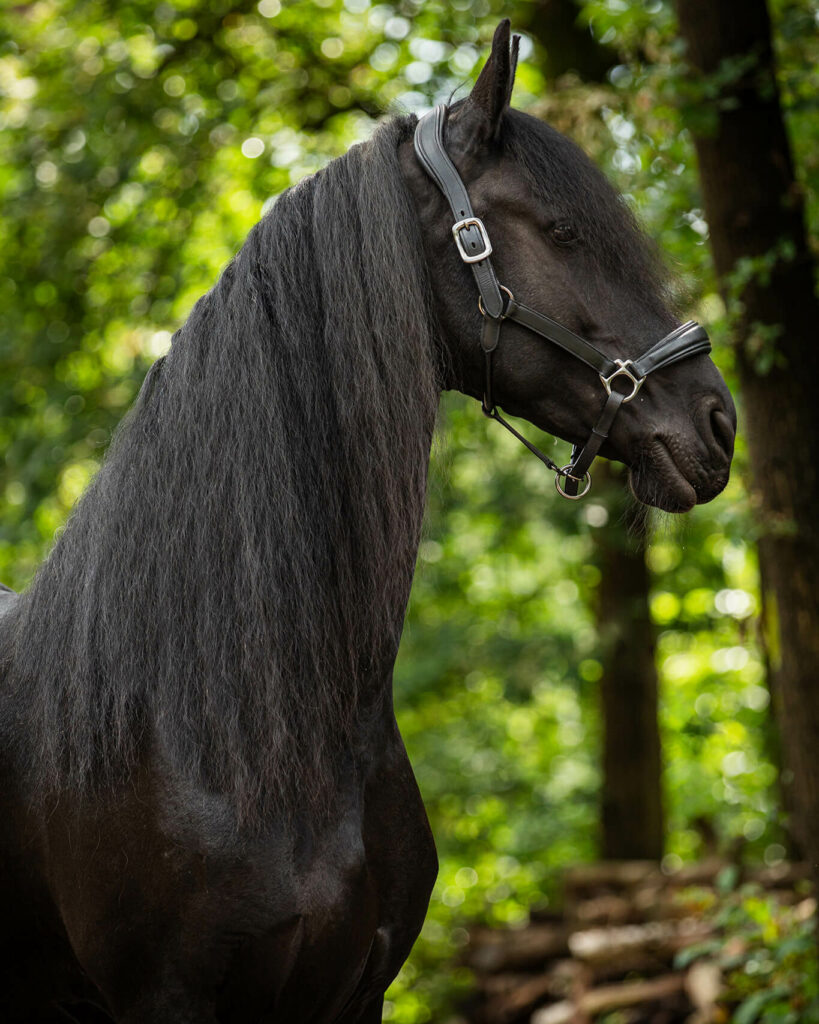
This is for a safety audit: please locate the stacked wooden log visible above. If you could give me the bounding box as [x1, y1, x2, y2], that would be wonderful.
[461, 859, 812, 1024]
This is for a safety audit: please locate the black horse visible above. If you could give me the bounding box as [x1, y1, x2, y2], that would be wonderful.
[0, 22, 735, 1024]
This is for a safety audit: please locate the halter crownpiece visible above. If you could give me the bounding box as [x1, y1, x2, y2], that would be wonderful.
[413, 104, 713, 499]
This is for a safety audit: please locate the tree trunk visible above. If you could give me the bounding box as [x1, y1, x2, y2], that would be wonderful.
[675, 0, 819, 884]
[526, 0, 664, 863]
[593, 465, 664, 861]
[521, 0, 617, 82]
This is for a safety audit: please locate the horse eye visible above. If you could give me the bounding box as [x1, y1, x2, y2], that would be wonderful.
[551, 223, 576, 245]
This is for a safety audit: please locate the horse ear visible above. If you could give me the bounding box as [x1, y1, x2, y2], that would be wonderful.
[451, 20, 520, 149]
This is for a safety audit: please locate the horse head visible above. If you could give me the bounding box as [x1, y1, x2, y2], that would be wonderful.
[402, 20, 736, 513]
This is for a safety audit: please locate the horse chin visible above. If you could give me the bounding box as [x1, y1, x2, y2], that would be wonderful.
[627, 440, 698, 513]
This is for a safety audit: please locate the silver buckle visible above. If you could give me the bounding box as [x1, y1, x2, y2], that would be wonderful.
[600, 359, 645, 403]
[452, 217, 493, 263]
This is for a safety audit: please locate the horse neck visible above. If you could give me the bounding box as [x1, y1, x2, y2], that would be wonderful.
[16, 130, 441, 818]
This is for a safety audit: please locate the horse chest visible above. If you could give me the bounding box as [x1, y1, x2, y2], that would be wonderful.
[2, 719, 436, 1021]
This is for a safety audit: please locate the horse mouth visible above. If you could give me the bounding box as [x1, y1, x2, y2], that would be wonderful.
[628, 439, 699, 513]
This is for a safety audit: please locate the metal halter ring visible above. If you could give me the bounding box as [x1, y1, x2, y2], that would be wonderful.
[555, 466, 592, 500]
[478, 285, 514, 319]
[600, 359, 646, 403]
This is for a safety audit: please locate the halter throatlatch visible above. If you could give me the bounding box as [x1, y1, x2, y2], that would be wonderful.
[413, 104, 713, 499]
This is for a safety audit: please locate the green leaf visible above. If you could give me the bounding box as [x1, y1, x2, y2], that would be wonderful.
[734, 987, 792, 1024]
[674, 939, 722, 969]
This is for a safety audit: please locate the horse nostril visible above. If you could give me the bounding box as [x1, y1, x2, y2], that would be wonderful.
[710, 408, 735, 459]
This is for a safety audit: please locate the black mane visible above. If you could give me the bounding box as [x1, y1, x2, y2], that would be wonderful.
[8, 115, 440, 825]
[4, 104, 671, 829]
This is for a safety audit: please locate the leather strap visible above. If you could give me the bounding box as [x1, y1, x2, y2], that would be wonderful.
[481, 318, 502, 415]
[505, 299, 616, 377]
[561, 390, 626, 497]
[414, 106, 505, 318]
[632, 321, 711, 378]
[486, 406, 563, 474]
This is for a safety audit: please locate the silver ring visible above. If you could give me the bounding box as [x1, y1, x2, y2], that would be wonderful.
[555, 467, 592, 500]
[478, 285, 514, 319]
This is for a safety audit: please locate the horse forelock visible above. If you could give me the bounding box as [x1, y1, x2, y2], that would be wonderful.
[10, 114, 441, 828]
[502, 108, 673, 318]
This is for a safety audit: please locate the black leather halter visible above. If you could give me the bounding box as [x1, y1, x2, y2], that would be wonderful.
[414, 105, 712, 498]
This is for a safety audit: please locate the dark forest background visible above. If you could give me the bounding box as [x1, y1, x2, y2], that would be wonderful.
[1, 0, 818, 1020]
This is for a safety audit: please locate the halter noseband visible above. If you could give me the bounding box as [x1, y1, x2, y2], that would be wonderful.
[414, 105, 712, 499]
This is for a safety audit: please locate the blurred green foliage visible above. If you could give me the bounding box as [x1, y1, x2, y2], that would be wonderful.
[1, 0, 817, 1021]
[675, 880, 819, 1023]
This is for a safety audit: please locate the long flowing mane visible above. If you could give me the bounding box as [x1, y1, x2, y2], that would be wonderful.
[7, 115, 440, 825]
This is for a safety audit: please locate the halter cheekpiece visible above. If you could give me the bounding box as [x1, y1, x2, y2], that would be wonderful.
[414, 105, 713, 499]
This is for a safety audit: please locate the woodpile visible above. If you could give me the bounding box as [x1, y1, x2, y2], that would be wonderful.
[460, 859, 812, 1024]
